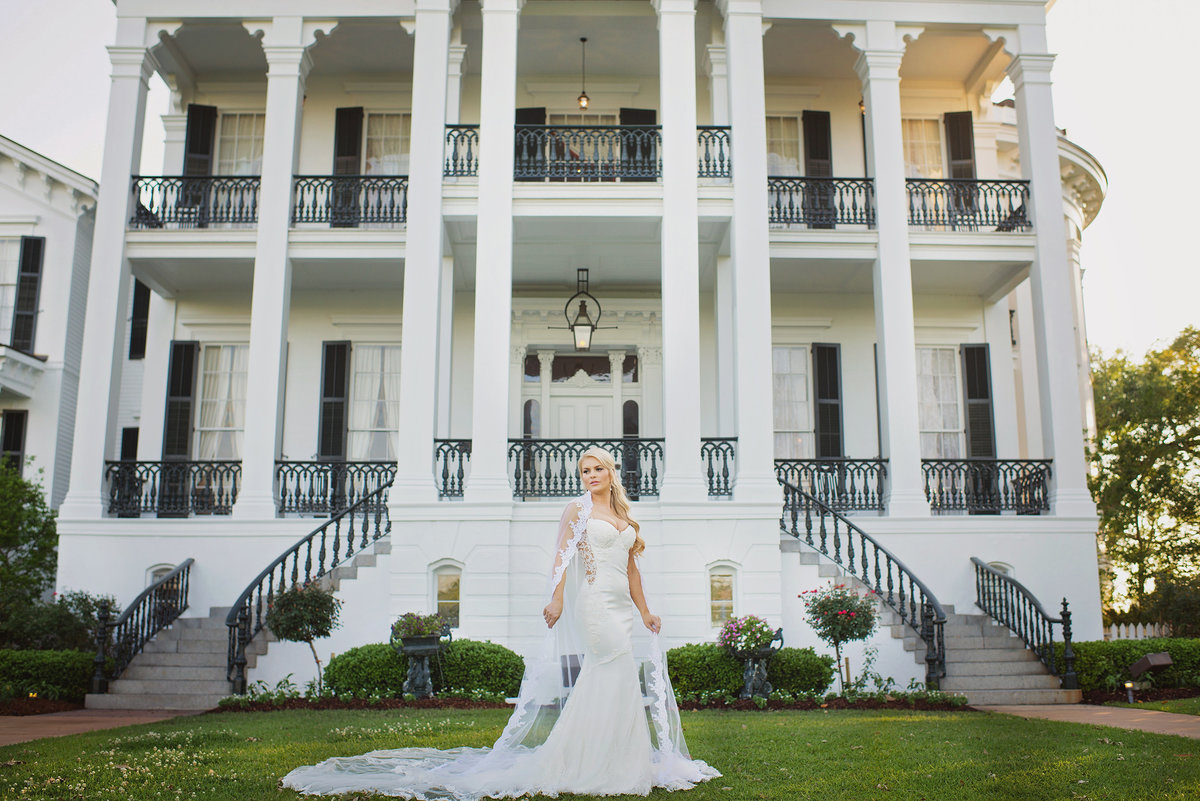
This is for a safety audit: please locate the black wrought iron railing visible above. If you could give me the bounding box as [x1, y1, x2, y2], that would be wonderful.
[922, 459, 1052, 515]
[972, 557, 1077, 688]
[508, 438, 664, 499]
[444, 125, 479, 177]
[226, 481, 392, 693]
[434, 439, 472, 498]
[697, 126, 731, 179]
[292, 175, 409, 226]
[701, 438, 736, 497]
[90, 559, 193, 693]
[514, 125, 661, 181]
[906, 179, 1031, 231]
[781, 481, 947, 688]
[103, 460, 240, 518]
[773, 458, 888, 512]
[130, 176, 260, 228]
[275, 461, 394, 515]
[767, 177, 876, 228]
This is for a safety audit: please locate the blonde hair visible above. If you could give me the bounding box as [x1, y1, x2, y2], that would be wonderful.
[578, 446, 644, 557]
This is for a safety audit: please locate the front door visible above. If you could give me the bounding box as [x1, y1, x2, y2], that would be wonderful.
[549, 395, 612, 438]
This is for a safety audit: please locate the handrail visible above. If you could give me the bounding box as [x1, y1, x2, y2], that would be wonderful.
[90, 558, 195, 693]
[971, 557, 1078, 688]
[225, 480, 393, 693]
[780, 480, 947, 688]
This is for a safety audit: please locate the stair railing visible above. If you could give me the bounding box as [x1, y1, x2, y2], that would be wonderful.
[90, 558, 195, 694]
[971, 557, 1078, 689]
[226, 480, 393, 693]
[781, 480, 947, 688]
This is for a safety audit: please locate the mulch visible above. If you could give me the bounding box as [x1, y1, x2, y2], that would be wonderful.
[1082, 687, 1200, 706]
[0, 698, 86, 716]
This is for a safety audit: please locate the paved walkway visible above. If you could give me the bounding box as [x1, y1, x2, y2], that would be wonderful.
[978, 704, 1200, 739]
[0, 709, 202, 747]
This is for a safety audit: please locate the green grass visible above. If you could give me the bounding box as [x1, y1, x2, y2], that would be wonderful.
[1, 708, 1198, 800]
[1105, 696, 1200, 716]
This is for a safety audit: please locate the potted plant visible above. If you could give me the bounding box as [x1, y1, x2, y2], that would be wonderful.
[800, 582, 877, 693]
[389, 612, 450, 698]
[717, 614, 783, 699]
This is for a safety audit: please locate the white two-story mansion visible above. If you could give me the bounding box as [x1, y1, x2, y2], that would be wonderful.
[58, 0, 1108, 708]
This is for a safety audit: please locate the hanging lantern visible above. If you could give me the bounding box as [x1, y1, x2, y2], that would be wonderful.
[578, 37, 590, 110]
[551, 269, 615, 351]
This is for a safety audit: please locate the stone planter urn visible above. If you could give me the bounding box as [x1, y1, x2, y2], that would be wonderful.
[390, 623, 451, 699]
[732, 628, 784, 700]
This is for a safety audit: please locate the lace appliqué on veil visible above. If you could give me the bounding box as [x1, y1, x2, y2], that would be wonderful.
[578, 537, 597, 584]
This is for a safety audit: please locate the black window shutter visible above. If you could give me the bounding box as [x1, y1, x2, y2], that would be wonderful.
[802, 111, 833, 177]
[514, 108, 547, 182]
[183, 105, 218, 176]
[813, 344, 844, 458]
[162, 341, 200, 460]
[11, 236, 44, 353]
[332, 107, 365, 175]
[317, 342, 351, 460]
[619, 108, 657, 183]
[944, 111, 976, 180]
[1, 410, 28, 473]
[128, 280, 151, 360]
[120, 427, 140, 460]
[961, 344, 996, 458]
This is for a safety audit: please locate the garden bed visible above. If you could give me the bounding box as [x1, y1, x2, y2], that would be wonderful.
[0, 698, 85, 716]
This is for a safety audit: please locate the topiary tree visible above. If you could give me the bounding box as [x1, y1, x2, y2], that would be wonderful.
[801, 583, 877, 692]
[266, 583, 342, 694]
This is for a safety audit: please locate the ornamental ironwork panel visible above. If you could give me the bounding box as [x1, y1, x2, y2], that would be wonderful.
[507, 438, 664, 499]
[275, 461, 395, 515]
[434, 439, 472, 498]
[767, 177, 876, 228]
[104, 460, 240, 517]
[921, 458, 1052, 514]
[445, 125, 479, 177]
[292, 175, 409, 226]
[514, 125, 662, 181]
[129, 176, 260, 228]
[701, 438, 736, 497]
[697, 126, 731, 179]
[773, 458, 888, 512]
[905, 179, 1031, 231]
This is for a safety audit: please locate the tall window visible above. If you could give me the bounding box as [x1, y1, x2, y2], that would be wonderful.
[709, 567, 735, 627]
[364, 113, 411, 175]
[196, 344, 249, 459]
[765, 116, 801, 176]
[348, 344, 402, 460]
[902, 119, 944, 179]
[216, 113, 266, 175]
[547, 112, 617, 126]
[916, 346, 962, 458]
[772, 345, 812, 459]
[435, 566, 462, 628]
[0, 239, 19, 347]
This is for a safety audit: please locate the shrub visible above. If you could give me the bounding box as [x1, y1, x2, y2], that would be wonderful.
[768, 647, 836, 695]
[666, 643, 743, 696]
[0, 650, 94, 702]
[267, 583, 343, 694]
[324, 644, 407, 697]
[432, 639, 524, 698]
[0, 590, 118, 651]
[0, 463, 56, 610]
[1055, 638, 1200, 691]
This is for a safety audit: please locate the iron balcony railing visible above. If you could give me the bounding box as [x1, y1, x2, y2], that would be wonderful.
[434, 439, 472, 498]
[906, 179, 1031, 231]
[275, 461, 395, 516]
[508, 438, 664, 499]
[444, 125, 479, 177]
[514, 125, 662, 181]
[292, 175, 409, 226]
[129, 176, 260, 229]
[922, 458, 1051, 515]
[701, 438, 736, 497]
[774, 458, 888, 512]
[697, 126, 731, 179]
[104, 460, 240, 518]
[767, 177, 876, 228]
[972, 557, 1078, 688]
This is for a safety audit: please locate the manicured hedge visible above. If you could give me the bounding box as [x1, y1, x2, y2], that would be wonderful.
[666, 643, 743, 695]
[1055, 638, 1200, 691]
[324, 639, 525, 698]
[0, 649, 94, 702]
[324, 644, 406, 697]
[768, 647, 836, 695]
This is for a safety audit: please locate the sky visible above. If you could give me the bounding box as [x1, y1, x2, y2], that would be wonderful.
[0, 0, 1194, 359]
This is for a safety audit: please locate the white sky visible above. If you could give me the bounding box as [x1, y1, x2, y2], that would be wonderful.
[0, 0, 1194, 358]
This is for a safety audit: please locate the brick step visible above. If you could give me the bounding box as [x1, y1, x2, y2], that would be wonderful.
[958, 688, 1083, 706]
[110, 678, 231, 695]
[941, 673, 1062, 691]
[86, 692, 226, 711]
[122, 665, 229, 682]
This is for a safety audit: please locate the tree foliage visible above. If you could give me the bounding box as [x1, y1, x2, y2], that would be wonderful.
[1090, 327, 1200, 610]
[0, 462, 57, 613]
[266, 583, 343, 693]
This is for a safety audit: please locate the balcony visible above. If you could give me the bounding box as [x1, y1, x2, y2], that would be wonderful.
[0, 344, 45, 398]
[514, 125, 661, 182]
[921, 458, 1051, 515]
[445, 125, 479, 178]
[275, 461, 394, 515]
[906, 179, 1031, 232]
[104, 460, 241, 518]
[291, 175, 409, 227]
[767, 177, 876, 229]
[774, 458, 888, 512]
[129, 176, 260, 229]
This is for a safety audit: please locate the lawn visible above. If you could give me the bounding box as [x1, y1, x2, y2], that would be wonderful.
[1106, 696, 1200, 717]
[1, 707, 1198, 800]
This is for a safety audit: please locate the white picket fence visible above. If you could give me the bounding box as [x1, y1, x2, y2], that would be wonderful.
[1104, 622, 1172, 641]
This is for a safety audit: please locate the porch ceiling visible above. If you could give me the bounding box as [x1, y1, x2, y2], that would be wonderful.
[129, 256, 254, 297]
[770, 259, 875, 294]
[910, 259, 1028, 301]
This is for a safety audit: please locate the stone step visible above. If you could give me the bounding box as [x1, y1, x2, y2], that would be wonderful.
[123, 665, 229, 682]
[153, 626, 228, 642]
[944, 647, 1040, 663]
[944, 659, 1051, 676]
[134, 651, 229, 668]
[110, 678, 232, 695]
[942, 673, 1062, 691]
[174, 617, 231, 631]
[956, 688, 1083, 706]
[86, 692, 226, 711]
[941, 635, 1027, 650]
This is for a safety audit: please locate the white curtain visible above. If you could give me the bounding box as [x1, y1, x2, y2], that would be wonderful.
[916, 346, 962, 458]
[771, 346, 812, 459]
[902, 119, 944, 179]
[217, 114, 265, 176]
[365, 114, 411, 176]
[0, 239, 19, 347]
[348, 345, 402, 460]
[765, 116, 801, 176]
[197, 344, 249, 459]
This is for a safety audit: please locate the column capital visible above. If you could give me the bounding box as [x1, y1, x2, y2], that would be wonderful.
[537, 349, 556, 369]
[480, 0, 525, 13]
[107, 45, 159, 82]
[652, 0, 697, 16]
[715, 0, 763, 18]
[415, 0, 462, 13]
[1006, 53, 1056, 90]
[703, 43, 727, 78]
[835, 21, 924, 55]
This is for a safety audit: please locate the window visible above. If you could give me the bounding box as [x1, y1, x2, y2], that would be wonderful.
[523, 399, 540, 438]
[120, 427, 139, 460]
[547, 112, 617, 127]
[552, 355, 611, 383]
[215, 113, 265, 175]
[1, 410, 27, 473]
[129, 280, 150, 360]
[709, 567, 735, 627]
[772, 345, 812, 458]
[765, 116, 801, 176]
[622, 354, 638, 383]
[348, 344, 402, 460]
[524, 354, 541, 382]
[902, 119, 944, 179]
[812, 344, 843, 458]
[364, 113, 411, 175]
[10, 237, 43, 353]
[196, 344, 249, 460]
[0, 239, 19, 347]
[916, 346, 962, 458]
[435, 566, 462, 628]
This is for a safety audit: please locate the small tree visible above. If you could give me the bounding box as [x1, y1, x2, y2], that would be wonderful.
[801, 583, 877, 693]
[266, 583, 342, 694]
[0, 462, 57, 613]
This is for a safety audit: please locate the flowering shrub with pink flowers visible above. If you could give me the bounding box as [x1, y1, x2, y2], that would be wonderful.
[716, 614, 777, 653]
[800, 583, 877, 690]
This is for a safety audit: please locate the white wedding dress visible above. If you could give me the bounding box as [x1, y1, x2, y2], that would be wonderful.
[282, 498, 719, 799]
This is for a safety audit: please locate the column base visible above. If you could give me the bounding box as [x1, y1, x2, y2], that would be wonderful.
[389, 473, 440, 506]
[464, 474, 514, 505]
[882, 488, 930, 517]
[232, 491, 280, 520]
[658, 473, 710, 505]
[56, 493, 106, 521]
[1050, 488, 1098, 518]
[732, 471, 785, 504]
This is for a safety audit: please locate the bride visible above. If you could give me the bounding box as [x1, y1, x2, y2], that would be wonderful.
[281, 447, 720, 798]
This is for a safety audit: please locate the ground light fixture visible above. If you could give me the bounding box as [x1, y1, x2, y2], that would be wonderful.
[1124, 680, 1135, 704]
[578, 37, 590, 109]
[550, 268, 616, 351]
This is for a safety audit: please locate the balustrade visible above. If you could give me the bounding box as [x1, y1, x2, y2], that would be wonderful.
[444, 125, 479, 177]
[514, 125, 661, 181]
[292, 175, 409, 226]
[275, 461, 395, 515]
[104, 460, 240, 518]
[434, 440, 472, 498]
[129, 176, 260, 228]
[701, 438, 736, 497]
[906, 179, 1031, 231]
[507, 438, 664, 499]
[767, 177, 875, 228]
[774, 458, 887, 512]
[922, 459, 1051, 514]
[697, 126, 731, 179]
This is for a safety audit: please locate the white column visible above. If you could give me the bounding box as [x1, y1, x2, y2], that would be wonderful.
[508, 344, 524, 439]
[161, 114, 187, 174]
[1008, 49, 1094, 516]
[135, 292, 176, 460]
[464, 0, 523, 503]
[446, 30, 467, 125]
[392, 0, 458, 505]
[637, 345, 664, 437]
[714, 254, 735, 434]
[233, 18, 311, 519]
[984, 298, 1019, 458]
[1013, 282, 1043, 458]
[655, 0, 706, 502]
[609, 350, 626, 428]
[537, 350, 554, 435]
[435, 255, 456, 438]
[704, 45, 728, 125]
[721, 0, 779, 502]
[59, 20, 153, 519]
[851, 22, 928, 515]
[1066, 235, 1097, 440]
